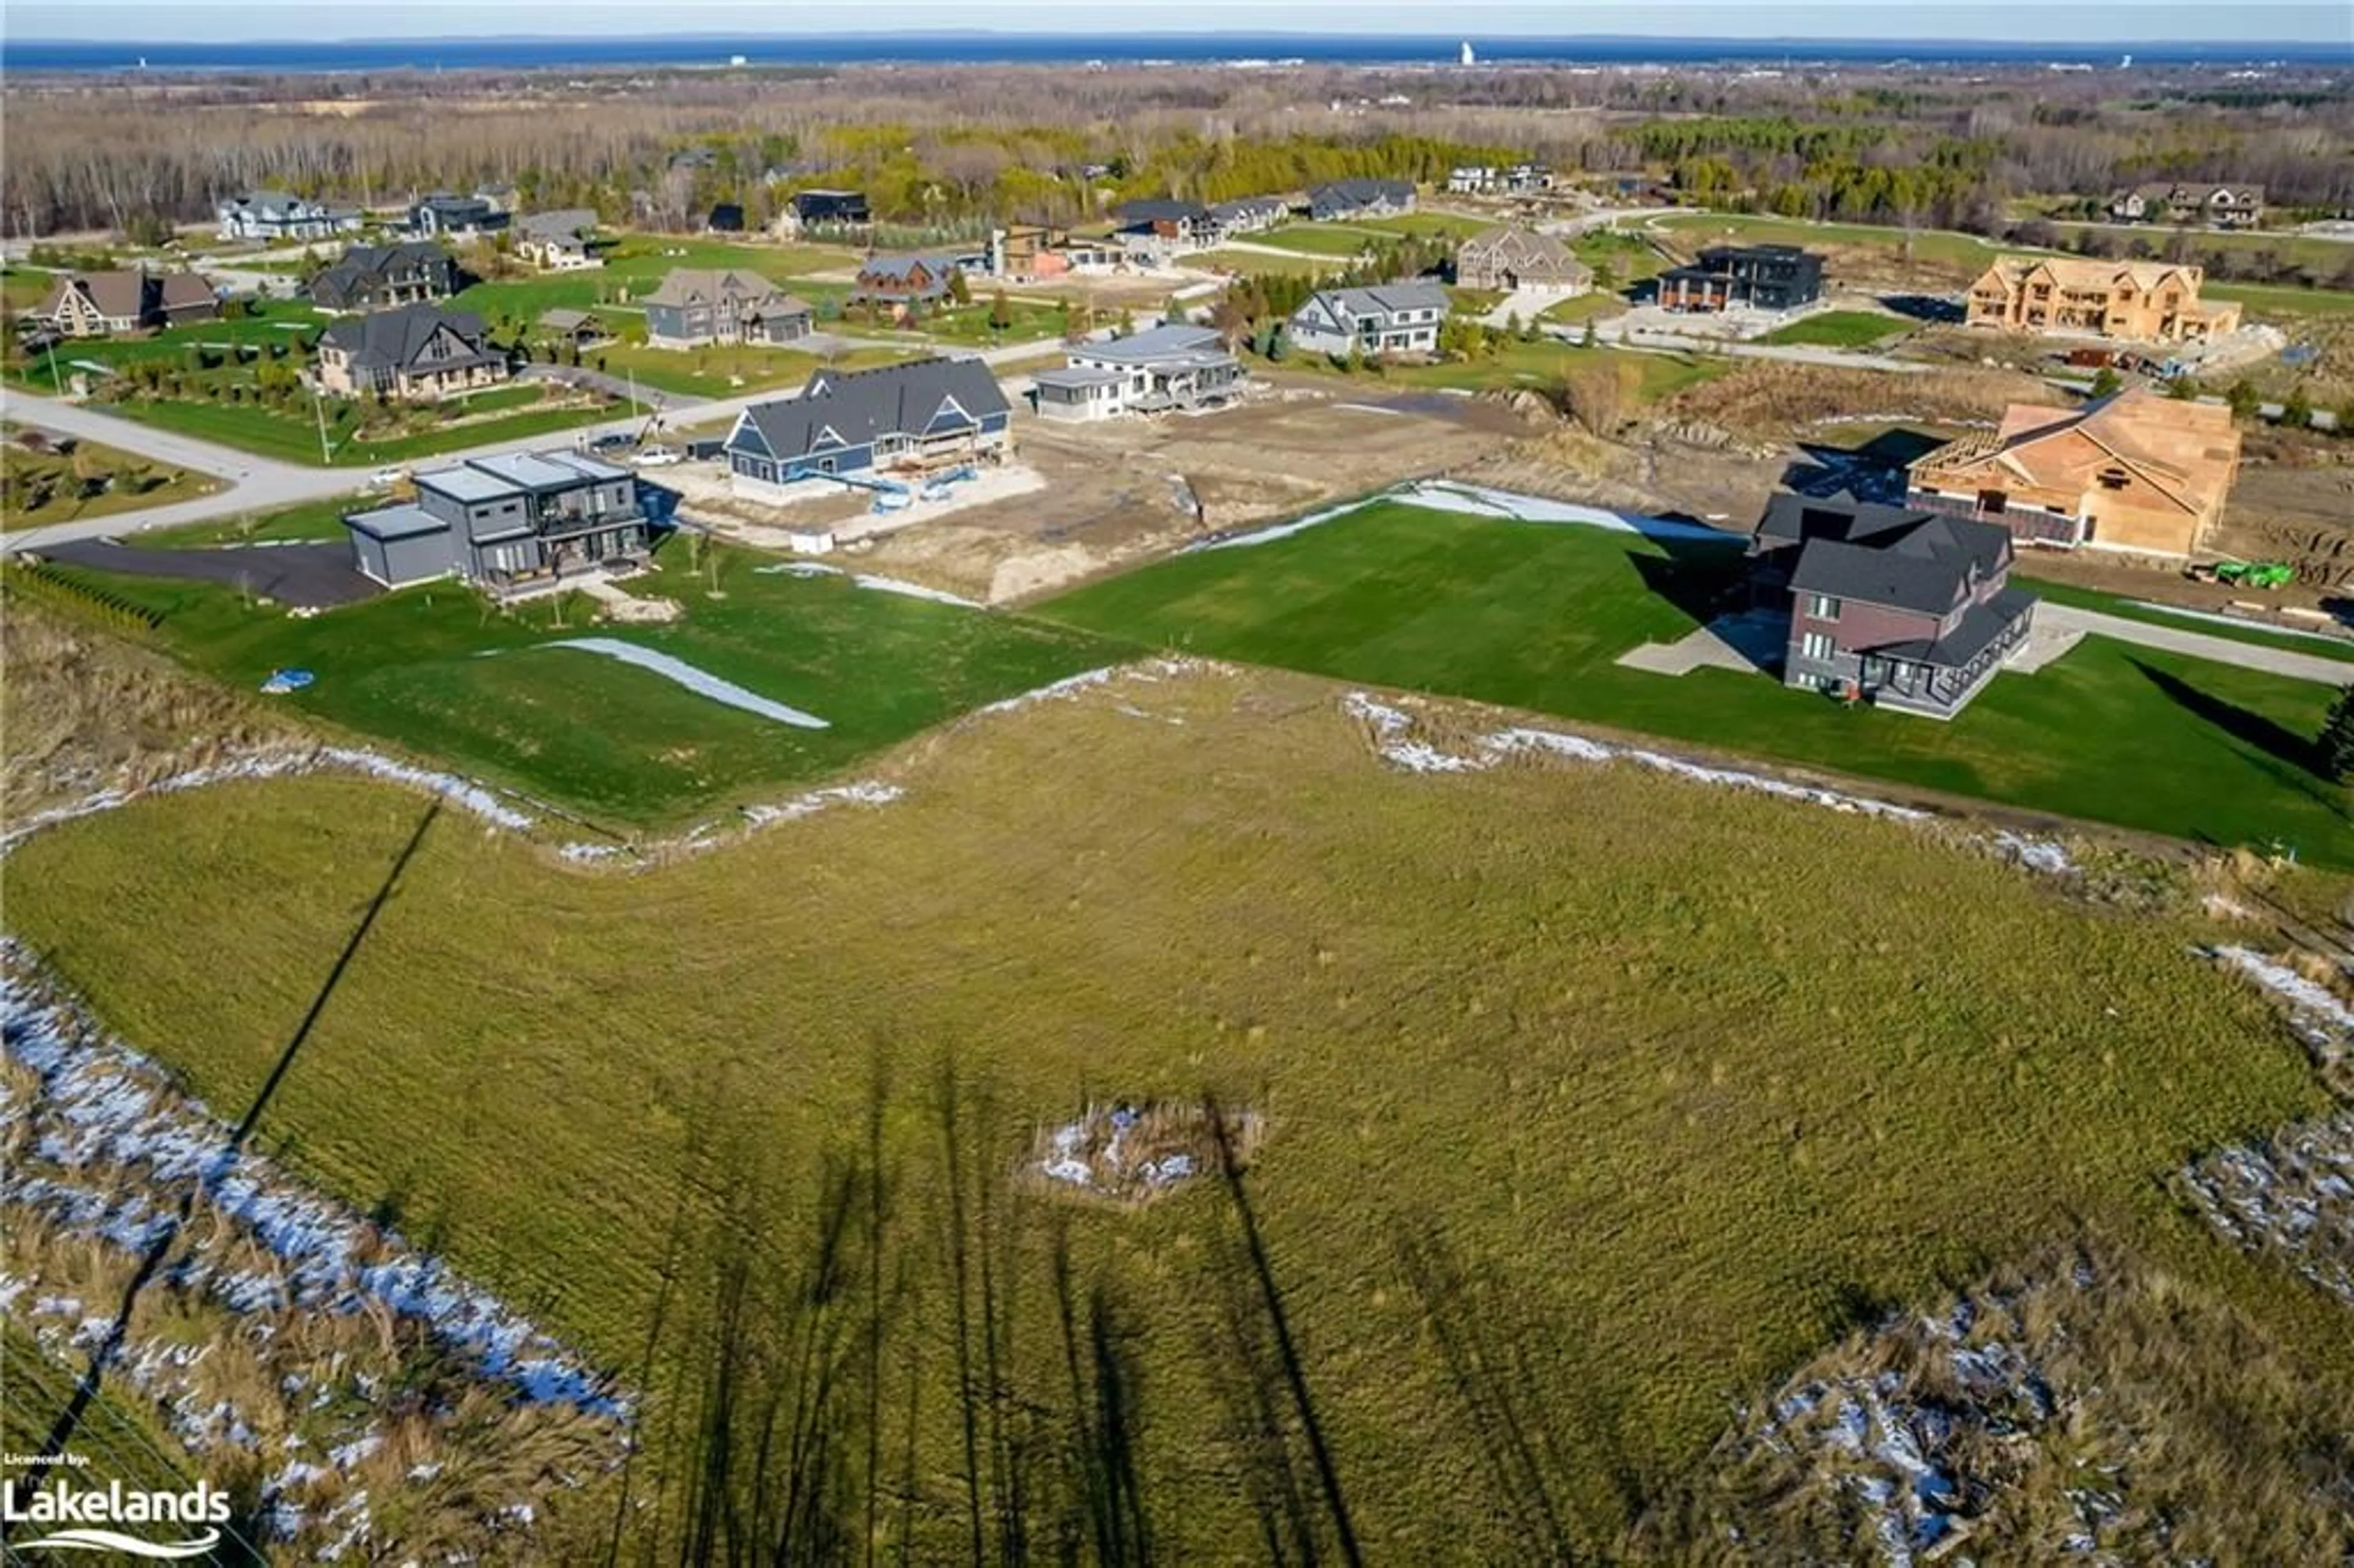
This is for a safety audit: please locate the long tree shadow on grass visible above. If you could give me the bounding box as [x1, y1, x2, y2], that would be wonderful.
[4, 801, 442, 1562]
[2132, 658, 2349, 828]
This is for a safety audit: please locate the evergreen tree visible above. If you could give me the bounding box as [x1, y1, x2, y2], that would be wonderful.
[988, 289, 1013, 333]
[2282, 384, 2314, 430]
[2318, 684, 2354, 783]
[2225, 378, 2260, 421]
[2087, 367, 2122, 399]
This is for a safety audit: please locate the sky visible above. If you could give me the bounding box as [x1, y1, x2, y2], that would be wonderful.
[7, 1, 2351, 45]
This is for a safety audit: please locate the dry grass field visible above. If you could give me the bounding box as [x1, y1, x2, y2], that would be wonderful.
[5, 657, 2345, 1559]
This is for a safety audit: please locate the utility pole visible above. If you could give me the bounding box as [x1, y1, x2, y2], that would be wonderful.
[310, 382, 331, 463]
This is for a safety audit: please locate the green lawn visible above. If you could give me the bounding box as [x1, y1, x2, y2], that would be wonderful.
[1278, 338, 1726, 403]
[2204, 280, 2354, 319]
[134, 492, 368, 549]
[6, 310, 323, 396]
[451, 234, 862, 326]
[1356, 211, 1491, 242]
[1756, 310, 1910, 349]
[98, 384, 641, 468]
[2, 426, 222, 532]
[587, 338, 910, 397]
[1037, 500, 2353, 863]
[31, 541, 1127, 826]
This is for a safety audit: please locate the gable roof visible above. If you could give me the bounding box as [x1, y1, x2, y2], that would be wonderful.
[154, 273, 218, 313]
[308, 242, 454, 306]
[1301, 282, 1450, 322]
[641, 267, 799, 310]
[318, 303, 493, 372]
[1208, 196, 1288, 220]
[1309, 178, 1415, 207]
[1075, 324, 1232, 368]
[1758, 492, 2011, 617]
[1912, 389, 2238, 518]
[1977, 254, 2206, 296]
[539, 307, 604, 331]
[517, 208, 597, 241]
[1118, 199, 1209, 225]
[858, 253, 950, 283]
[46, 271, 151, 320]
[731, 357, 1009, 464]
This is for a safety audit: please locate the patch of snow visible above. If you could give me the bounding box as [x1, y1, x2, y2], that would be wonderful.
[1989, 831, 2078, 876]
[1401, 481, 1745, 545]
[1189, 497, 1372, 552]
[848, 574, 984, 609]
[1, 950, 629, 1421]
[752, 560, 845, 579]
[974, 666, 1118, 717]
[542, 639, 829, 729]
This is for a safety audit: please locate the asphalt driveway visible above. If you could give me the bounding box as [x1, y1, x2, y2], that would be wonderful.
[39, 539, 380, 609]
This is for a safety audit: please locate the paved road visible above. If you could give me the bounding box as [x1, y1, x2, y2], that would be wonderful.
[2, 330, 1074, 553]
[2040, 601, 2354, 686]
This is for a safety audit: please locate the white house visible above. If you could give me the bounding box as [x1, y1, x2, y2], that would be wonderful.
[1030, 324, 1245, 422]
[1286, 283, 1450, 357]
[216, 189, 361, 243]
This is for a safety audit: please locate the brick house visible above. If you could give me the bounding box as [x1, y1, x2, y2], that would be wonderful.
[1905, 389, 2241, 558]
[1749, 492, 2037, 719]
[1962, 256, 2242, 342]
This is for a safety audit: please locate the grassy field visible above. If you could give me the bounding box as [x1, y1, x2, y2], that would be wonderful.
[450, 234, 863, 325]
[1281, 338, 1727, 403]
[134, 492, 367, 548]
[2, 425, 221, 531]
[2204, 280, 2354, 319]
[3, 658, 2337, 1559]
[1192, 246, 1333, 277]
[1249, 223, 1388, 259]
[1356, 211, 1491, 242]
[95, 383, 640, 468]
[5, 310, 322, 395]
[586, 338, 910, 398]
[29, 541, 1126, 825]
[1038, 500, 2353, 863]
[1757, 309, 1910, 348]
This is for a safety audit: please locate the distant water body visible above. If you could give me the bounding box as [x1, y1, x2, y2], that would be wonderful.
[5, 32, 2342, 75]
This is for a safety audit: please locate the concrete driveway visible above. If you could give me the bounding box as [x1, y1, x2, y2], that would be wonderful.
[2031, 602, 2354, 686]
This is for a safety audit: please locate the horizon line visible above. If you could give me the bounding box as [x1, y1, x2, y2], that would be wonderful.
[7, 28, 2347, 50]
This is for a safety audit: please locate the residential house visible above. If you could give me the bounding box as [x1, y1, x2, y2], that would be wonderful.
[341, 451, 649, 591]
[1208, 196, 1289, 235]
[1306, 179, 1417, 220]
[313, 303, 509, 401]
[407, 192, 506, 238]
[1656, 245, 1824, 312]
[1446, 165, 1554, 196]
[706, 202, 747, 234]
[723, 357, 1012, 500]
[1748, 492, 2037, 719]
[37, 271, 219, 337]
[1114, 200, 1215, 263]
[850, 253, 958, 308]
[306, 242, 461, 312]
[669, 147, 720, 172]
[2106, 182, 2264, 229]
[641, 268, 813, 348]
[1455, 226, 1593, 294]
[539, 308, 612, 349]
[1905, 388, 2241, 558]
[215, 189, 361, 243]
[1286, 282, 1450, 357]
[773, 188, 872, 238]
[1031, 324, 1244, 422]
[514, 210, 601, 270]
[1963, 256, 2242, 342]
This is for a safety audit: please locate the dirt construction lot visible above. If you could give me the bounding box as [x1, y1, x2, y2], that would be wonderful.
[850, 386, 1517, 603]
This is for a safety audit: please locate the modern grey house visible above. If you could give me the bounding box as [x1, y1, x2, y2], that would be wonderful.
[1306, 178, 1417, 220]
[1032, 324, 1243, 422]
[407, 192, 507, 238]
[216, 190, 361, 242]
[306, 242, 460, 311]
[341, 451, 649, 591]
[724, 357, 1011, 501]
[1286, 282, 1450, 357]
[641, 269, 813, 348]
[1748, 492, 2036, 719]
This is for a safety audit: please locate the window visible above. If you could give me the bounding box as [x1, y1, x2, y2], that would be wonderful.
[1800, 631, 1836, 662]
[2097, 469, 2128, 491]
[1806, 594, 1840, 621]
[1978, 490, 2008, 516]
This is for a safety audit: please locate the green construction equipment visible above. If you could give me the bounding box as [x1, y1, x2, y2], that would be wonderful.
[2214, 560, 2295, 590]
